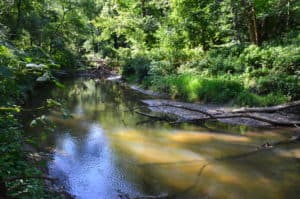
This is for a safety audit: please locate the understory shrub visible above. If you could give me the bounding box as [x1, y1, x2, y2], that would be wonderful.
[122, 55, 151, 83]
[252, 74, 300, 99]
[120, 32, 299, 106]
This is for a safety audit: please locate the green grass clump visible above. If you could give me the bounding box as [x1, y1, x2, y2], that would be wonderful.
[149, 73, 289, 106]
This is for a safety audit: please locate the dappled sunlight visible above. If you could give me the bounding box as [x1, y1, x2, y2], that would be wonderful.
[109, 129, 205, 164]
[109, 127, 300, 198]
[276, 148, 300, 159]
[240, 128, 296, 142]
[110, 129, 256, 162]
[169, 131, 251, 143]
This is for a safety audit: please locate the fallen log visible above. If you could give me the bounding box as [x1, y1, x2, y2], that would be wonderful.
[138, 100, 300, 127]
[136, 110, 300, 127]
[188, 113, 300, 126]
[231, 100, 300, 113]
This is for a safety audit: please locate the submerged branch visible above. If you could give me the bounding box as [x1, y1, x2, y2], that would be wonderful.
[171, 164, 209, 199]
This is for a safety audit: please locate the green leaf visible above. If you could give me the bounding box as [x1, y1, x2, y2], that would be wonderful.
[46, 99, 62, 108]
[0, 106, 21, 112]
[24, 57, 33, 63]
[53, 79, 65, 88]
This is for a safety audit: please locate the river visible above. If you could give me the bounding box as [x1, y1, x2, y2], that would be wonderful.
[24, 78, 300, 199]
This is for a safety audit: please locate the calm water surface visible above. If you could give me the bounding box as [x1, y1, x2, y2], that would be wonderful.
[25, 79, 300, 199]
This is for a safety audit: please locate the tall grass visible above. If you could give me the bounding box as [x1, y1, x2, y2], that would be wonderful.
[149, 73, 289, 106]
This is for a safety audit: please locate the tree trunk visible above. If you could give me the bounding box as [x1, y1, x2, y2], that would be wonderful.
[242, 0, 259, 44]
[286, 0, 290, 30]
[231, 1, 242, 43]
[10, 0, 22, 39]
[17, 0, 22, 25]
[141, 0, 146, 17]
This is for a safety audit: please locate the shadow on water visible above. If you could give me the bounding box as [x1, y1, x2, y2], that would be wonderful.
[24, 78, 300, 199]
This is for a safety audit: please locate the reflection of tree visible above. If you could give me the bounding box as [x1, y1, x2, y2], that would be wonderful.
[25, 78, 148, 146]
[49, 79, 147, 128]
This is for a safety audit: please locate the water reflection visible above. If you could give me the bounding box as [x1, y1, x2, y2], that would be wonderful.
[49, 124, 137, 199]
[26, 79, 300, 199]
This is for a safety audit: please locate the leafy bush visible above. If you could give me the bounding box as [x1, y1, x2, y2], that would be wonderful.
[197, 78, 244, 103]
[53, 48, 79, 69]
[253, 74, 300, 99]
[236, 91, 289, 107]
[0, 43, 63, 198]
[122, 55, 151, 83]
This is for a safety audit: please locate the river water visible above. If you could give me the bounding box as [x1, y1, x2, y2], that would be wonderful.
[25, 78, 300, 199]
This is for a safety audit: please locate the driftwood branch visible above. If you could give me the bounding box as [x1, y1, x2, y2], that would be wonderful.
[137, 100, 300, 127]
[128, 104, 215, 118]
[136, 109, 300, 126]
[231, 100, 300, 113]
[163, 104, 215, 118]
[188, 113, 300, 126]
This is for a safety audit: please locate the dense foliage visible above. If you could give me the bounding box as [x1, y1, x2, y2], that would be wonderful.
[0, 0, 299, 198]
[0, 0, 97, 198]
[90, 0, 300, 106]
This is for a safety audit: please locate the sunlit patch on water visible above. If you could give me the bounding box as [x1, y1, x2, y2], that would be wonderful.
[109, 128, 300, 199]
